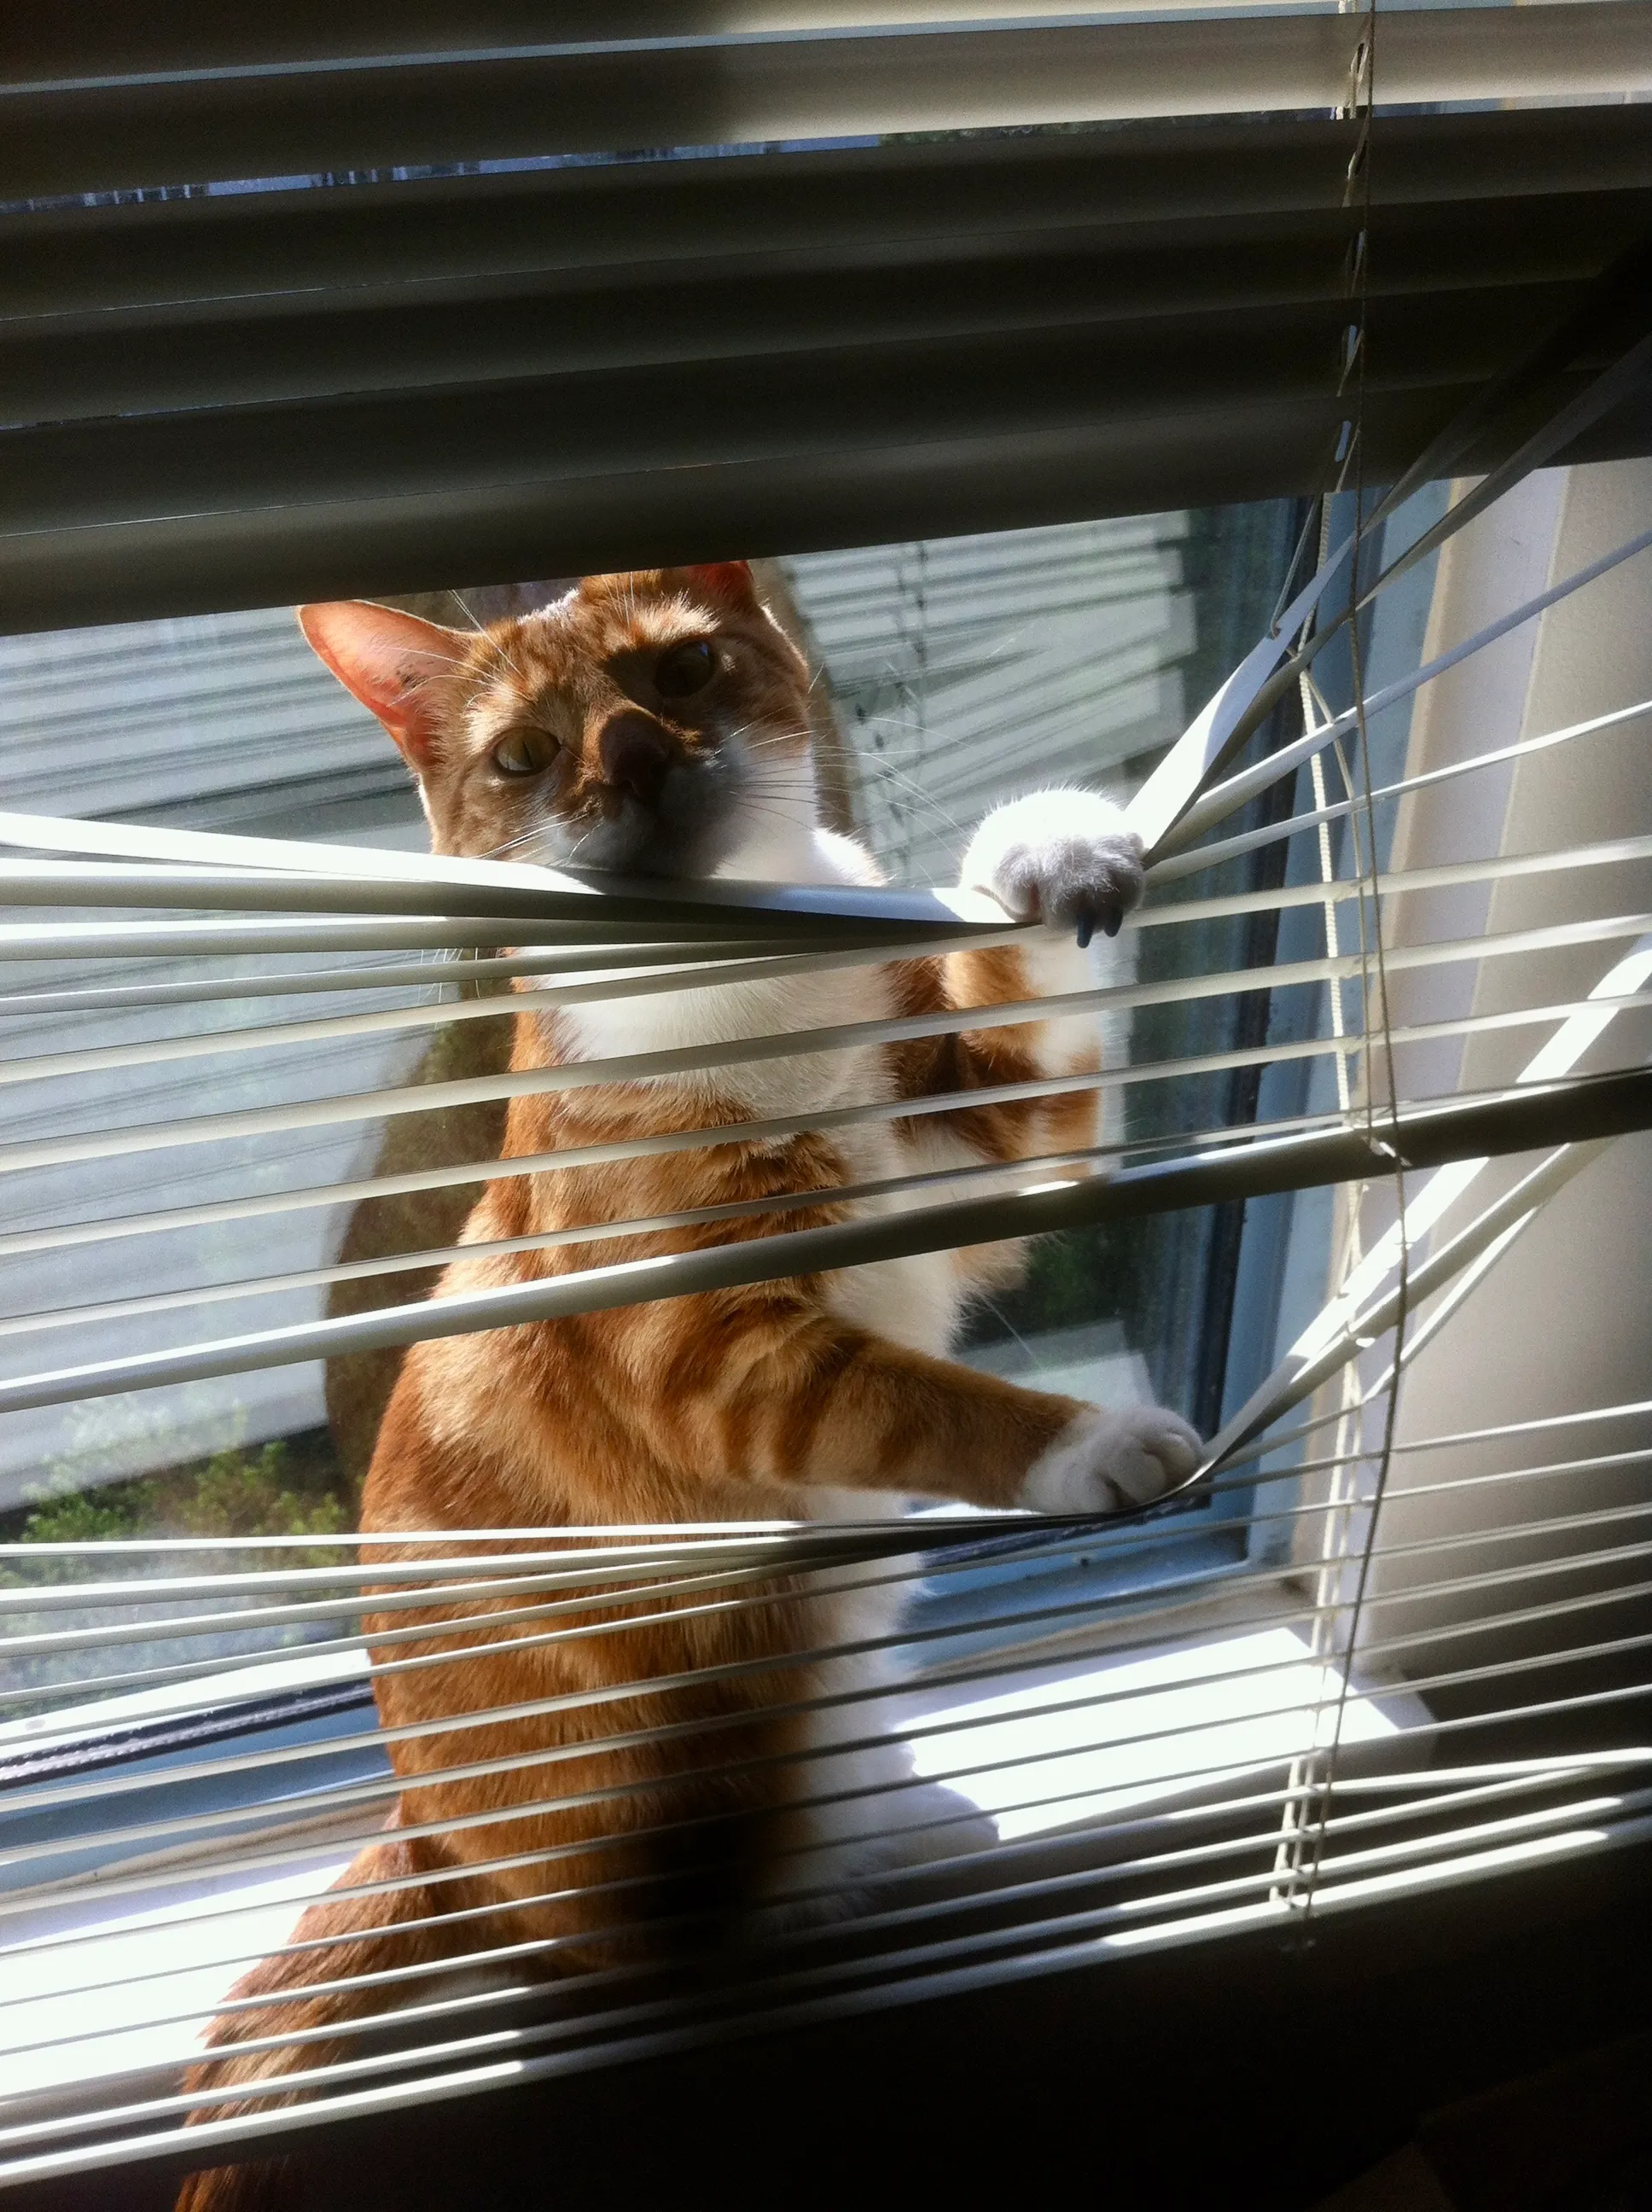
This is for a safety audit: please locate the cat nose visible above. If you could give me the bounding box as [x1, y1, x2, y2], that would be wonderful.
[596, 712, 678, 808]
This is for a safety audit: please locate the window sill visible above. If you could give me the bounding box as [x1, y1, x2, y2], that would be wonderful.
[896, 1619, 1430, 1842]
[0, 1617, 1430, 2117]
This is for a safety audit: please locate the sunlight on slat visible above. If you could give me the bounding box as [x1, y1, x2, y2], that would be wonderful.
[907, 1627, 1411, 1840]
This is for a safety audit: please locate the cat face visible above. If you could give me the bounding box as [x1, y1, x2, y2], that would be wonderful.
[299, 563, 817, 877]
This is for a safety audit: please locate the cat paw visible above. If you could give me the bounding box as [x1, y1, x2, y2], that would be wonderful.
[962, 789, 1145, 948]
[1021, 1405, 1203, 1515]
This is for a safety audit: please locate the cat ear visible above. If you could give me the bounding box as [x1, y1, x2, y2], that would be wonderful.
[297, 602, 470, 769]
[679, 562, 758, 609]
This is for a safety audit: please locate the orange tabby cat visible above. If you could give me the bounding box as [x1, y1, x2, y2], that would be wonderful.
[175, 563, 1198, 2209]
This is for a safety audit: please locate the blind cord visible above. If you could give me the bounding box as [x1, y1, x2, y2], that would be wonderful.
[1292, 16, 1419, 1930]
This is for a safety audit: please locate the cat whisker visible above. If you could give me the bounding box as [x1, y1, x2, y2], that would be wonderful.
[852, 758, 963, 830]
[482, 824, 555, 860]
[558, 814, 615, 870]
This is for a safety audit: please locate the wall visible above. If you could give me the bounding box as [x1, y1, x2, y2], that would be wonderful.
[1329, 459, 1652, 1734]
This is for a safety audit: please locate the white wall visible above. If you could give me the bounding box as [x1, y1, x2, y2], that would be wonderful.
[1306, 462, 1652, 1717]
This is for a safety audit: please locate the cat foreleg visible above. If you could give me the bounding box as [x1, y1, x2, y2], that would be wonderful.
[659, 1302, 1199, 1512]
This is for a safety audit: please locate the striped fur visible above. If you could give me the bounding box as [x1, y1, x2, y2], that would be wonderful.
[176, 565, 1197, 2206]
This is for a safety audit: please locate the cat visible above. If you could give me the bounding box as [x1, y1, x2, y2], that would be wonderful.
[174, 562, 1199, 2209]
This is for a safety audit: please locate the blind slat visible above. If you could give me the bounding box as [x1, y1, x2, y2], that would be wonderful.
[12, 1795, 1651, 2197]
[3, 985, 1649, 1350]
[6, 2, 1637, 89]
[3, 1064, 1650, 1417]
[9, 106, 1649, 631]
[1149, 694, 1652, 887]
[0, 388, 1543, 637]
[12, 219, 1617, 436]
[10, 1612, 1645, 1928]
[6, 6, 1644, 204]
[1163, 525, 1652, 854]
[15, 1778, 1638, 2131]
[9, 1522, 1649, 1854]
[17, 1756, 1634, 2034]
[11, 1755, 1632, 2056]
[11, 1435, 1649, 1693]
[9, 830, 1648, 1094]
[18, 1446, 1651, 1726]
[8, 971, 1648, 1275]
[6, 907, 1649, 1185]
[6, 1778, 1649, 2184]
[5, 173, 1650, 2189]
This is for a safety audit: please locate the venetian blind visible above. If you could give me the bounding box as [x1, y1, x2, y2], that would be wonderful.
[3, 9, 1652, 628]
[3, 458, 1652, 2183]
[2, 3, 1652, 2193]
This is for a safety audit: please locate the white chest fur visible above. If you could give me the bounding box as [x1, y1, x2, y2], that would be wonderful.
[558, 966, 965, 1364]
[556, 958, 894, 1122]
[552, 823, 969, 1367]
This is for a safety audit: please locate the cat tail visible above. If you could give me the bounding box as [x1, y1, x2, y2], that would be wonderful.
[174, 1819, 476, 2212]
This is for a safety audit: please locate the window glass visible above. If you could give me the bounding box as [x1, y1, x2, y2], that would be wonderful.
[0, 506, 1316, 1704]
[780, 506, 1307, 1474]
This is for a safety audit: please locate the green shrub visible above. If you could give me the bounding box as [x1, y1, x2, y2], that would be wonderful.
[0, 1433, 357, 1711]
[3, 1430, 353, 1551]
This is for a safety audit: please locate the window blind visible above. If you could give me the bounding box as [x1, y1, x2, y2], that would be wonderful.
[4, 31, 1652, 628]
[3, 442, 1652, 2189]
[3, 12, 1652, 2195]
[7, 2, 1648, 199]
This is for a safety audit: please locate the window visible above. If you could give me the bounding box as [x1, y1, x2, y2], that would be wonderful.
[4, 450, 1648, 2170]
[0, 505, 1315, 1650]
[2, 11, 1649, 2192]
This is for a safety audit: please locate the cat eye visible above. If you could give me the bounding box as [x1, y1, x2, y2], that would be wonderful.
[491, 728, 561, 778]
[653, 640, 716, 700]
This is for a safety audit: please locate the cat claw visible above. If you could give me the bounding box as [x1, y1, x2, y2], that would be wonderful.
[963, 795, 1146, 942]
[1073, 899, 1124, 951]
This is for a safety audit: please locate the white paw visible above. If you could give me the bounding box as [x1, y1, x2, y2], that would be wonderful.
[961, 789, 1145, 948]
[1021, 1404, 1203, 1515]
